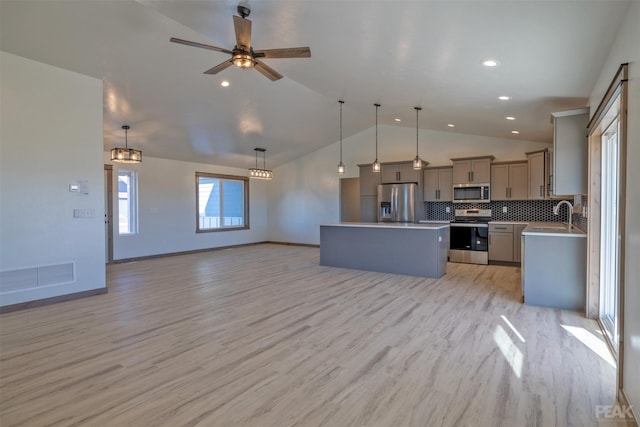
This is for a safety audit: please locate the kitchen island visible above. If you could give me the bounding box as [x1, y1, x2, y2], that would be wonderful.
[320, 222, 449, 278]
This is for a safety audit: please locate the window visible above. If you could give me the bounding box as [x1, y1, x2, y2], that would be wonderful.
[196, 172, 249, 232]
[118, 170, 138, 235]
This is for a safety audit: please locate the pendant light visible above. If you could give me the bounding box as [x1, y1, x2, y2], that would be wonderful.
[337, 100, 345, 175]
[111, 125, 142, 163]
[413, 107, 423, 170]
[372, 103, 381, 173]
[248, 148, 273, 180]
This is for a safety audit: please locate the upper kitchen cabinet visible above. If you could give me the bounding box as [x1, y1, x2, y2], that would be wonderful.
[381, 161, 425, 184]
[423, 167, 453, 202]
[451, 156, 494, 184]
[526, 149, 550, 200]
[491, 161, 528, 200]
[551, 108, 589, 196]
[358, 164, 381, 197]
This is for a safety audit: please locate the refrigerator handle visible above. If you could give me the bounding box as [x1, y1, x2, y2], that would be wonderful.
[391, 186, 397, 220]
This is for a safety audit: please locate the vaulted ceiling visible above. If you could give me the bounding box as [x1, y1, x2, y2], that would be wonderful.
[0, 0, 630, 168]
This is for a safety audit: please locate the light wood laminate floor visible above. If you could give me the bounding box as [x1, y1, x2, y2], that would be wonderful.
[0, 244, 634, 427]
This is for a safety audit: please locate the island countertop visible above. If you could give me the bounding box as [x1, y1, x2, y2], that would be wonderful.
[322, 222, 450, 230]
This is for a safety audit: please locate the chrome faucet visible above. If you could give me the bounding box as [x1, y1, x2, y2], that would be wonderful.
[553, 200, 573, 228]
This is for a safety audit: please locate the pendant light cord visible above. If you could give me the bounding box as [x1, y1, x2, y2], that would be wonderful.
[339, 100, 344, 163]
[374, 103, 380, 158]
[415, 107, 421, 154]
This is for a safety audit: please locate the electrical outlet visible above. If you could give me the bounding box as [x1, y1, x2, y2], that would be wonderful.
[446, 206, 451, 213]
[502, 206, 508, 213]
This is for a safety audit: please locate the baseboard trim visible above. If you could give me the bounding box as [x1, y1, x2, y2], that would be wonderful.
[111, 242, 268, 264]
[619, 388, 638, 426]
[0, 287, 108, 314]
[265, 241, 320, 248]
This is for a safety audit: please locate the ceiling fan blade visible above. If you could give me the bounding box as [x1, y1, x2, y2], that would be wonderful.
[204, 59, 233, 75]
[254, 60, 283, 81]
[233, 15, 252, 49]
[254, 47, 311, 59]
[170, 37, 233, 55]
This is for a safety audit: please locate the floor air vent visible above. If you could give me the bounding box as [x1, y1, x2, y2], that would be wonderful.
[0, 262, 75, 293]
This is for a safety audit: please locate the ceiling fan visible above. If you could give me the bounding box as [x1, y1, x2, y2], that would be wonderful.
[170, 5, 311, 81]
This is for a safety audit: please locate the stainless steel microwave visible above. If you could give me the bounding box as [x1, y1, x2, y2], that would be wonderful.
[453, 184, 490, 203]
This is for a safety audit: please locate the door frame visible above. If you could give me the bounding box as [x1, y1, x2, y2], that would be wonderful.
[586, 63, 628, 399]
[104, 164, 114, 264]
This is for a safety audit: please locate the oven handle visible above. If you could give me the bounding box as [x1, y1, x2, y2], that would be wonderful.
[450, 223, 489, 228]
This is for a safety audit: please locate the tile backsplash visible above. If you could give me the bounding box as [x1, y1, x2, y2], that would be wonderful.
[425, 199, 573, 222]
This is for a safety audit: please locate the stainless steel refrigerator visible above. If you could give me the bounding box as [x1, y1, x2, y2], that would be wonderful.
[377, 183, 422, 223]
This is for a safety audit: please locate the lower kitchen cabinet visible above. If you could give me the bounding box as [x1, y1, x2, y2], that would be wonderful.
[489, 224, 514, 262]
[522, 232, 586, 310]
[489, 223, 527, 263]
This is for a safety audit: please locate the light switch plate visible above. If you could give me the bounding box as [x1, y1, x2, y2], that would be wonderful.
[502, 206, 508, 213]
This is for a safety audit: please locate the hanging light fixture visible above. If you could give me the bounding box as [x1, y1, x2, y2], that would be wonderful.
[372, 103, 381, 173]
[337, 100, 345, 175]
[111, 125, 142, 163]
[248, 147, 273, 180]
[413, 106, 423, 170]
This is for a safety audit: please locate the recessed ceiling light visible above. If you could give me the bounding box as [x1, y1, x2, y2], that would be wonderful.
[447, 124, 455, 128]
[506, 116, 515, 120]
[221, 80, 230, 87]
[483, 59, 499, 67]
[498, 96, 511, 101]
[511, 130, 520, 134]
[394, 118, 401, 122]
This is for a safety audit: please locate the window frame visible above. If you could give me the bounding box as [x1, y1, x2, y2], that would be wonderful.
[195, 172, 250, 233]
[117, 169, 138, 236]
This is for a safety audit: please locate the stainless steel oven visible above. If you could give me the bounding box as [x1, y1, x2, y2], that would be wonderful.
[449, 209, 491, 265]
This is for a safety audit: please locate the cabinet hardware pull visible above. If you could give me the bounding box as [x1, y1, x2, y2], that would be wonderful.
[539, 185, 544, 197]
[471, 171, 474, 181]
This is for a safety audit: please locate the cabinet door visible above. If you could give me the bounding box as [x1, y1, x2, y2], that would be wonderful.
[509, 163, 528, 200]
[423, 169, 439, 201]
[382, 163, 420, 183]
[381, 165, 398, 183]
[452, 160, 471, 184]
[553, 111, 589, 195]
[527, 151, 546, 200]
[513, 224, 527, 262]
[438, 168, 453, 201]
[489, 232, 514, 262]
[359, 165, 380, 196]
[491, 164, 509, 200]
[471, 158, 491, 183]
[397, 163, 420, 183]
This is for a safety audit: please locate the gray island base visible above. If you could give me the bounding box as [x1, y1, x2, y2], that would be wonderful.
[320, 223, 449, 278]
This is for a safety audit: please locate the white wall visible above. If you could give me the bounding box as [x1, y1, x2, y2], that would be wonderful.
[106, 154, 268, 260]
[268, 124, 550, 244]
[1, 52, 105, 306]
[588, 0, 640, 415]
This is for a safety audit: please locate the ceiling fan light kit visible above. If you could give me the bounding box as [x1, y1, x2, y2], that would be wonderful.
[170, 5, 311, 81]
[111, 125, 142, 164]
[249, 147, 273, 180]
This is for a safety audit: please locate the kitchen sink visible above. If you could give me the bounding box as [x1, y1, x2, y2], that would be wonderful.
[531, 226, 568, 230]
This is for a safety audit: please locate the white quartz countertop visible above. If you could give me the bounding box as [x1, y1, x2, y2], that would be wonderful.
[418, 220, 451, 224]
[488, 221, 530, 225]
[323, 222, 450, 230]
[522, 222, 586, 238]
